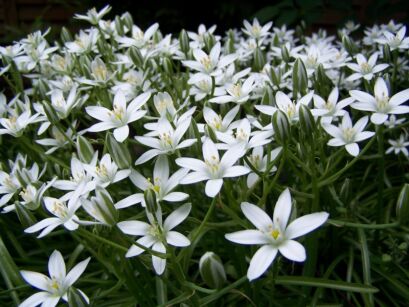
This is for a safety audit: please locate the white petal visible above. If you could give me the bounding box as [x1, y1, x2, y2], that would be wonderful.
[114, 90, 127, 111]
[20, 271, 50, 291]
[162, 192, 189, 202]
[19, 292, 51, 307]
[327, 138, 346, 146]
[349, 90, 375, 104]
[285, 212, 329, 239]
[205, 179, 223, 197]
[85, 106, 111, 121]
[134, 149, 161, 165]
[115, 193, 144, 209]
[180, 171, 209, 184]
[278, 240, 306, 262]
[220, 144, 246, 168]
[152, 242, 166, 275]
[223, 165, 250, 178]
[65, 257, 91, 287]
[355, 131, 375, 142]
[40, 295, 60, 307]
[225, 230, 269, 245]
[202, 139, 219, 161]
[113, 125, 129, 143]
[370, 113, 388, 125]
[390, 89, 409, 106]
[240, 202, 273, 230]
[24, 218, 61, 234]
[117, 220, 150, 235]
[126, 236, 155, 257]
[175, 158, 206, 172]
[247, 245, 278, 281]
[163, 203, 191, 231]
[48, 250, 66, 280]
[154, 156, 169, 181]
[345, 143, 360, 156]
[166, 231, 190, 247]
[87, 121, 117, 132]
[273, 188, 292, 231]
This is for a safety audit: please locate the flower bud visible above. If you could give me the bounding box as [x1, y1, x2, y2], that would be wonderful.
[342, 35, 357, 56]
[292, 58, 308, 96]
[203, 33, 216, 53]
[144, 188, 158, 215]
[272, 110, 291, 145]
[199, 252, 226, 289]
[281, 45, 290, 63]
[15, 202, 37, 228]
[115, 15, 125, 36]
[179, 29, 190, 54]
[60, 27, 73, 44]
[204, 124, 218, 143]
[299, 104, 316, 139]
[163, 57, 173, 75]
[84, 188, 118, 226]
[129, 46, 144, 67]
[396, 183, 409, 225]
[121, 12, 134, 33]
[382, 44, 391, 63]
[42, 100, 59, 124]
[225, 38, 235, 54]
[76, 135, 95, 164]
[106, 132, 132, 169]
[253, 47, 266, 72]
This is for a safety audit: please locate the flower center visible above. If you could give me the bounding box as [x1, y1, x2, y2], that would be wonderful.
[235, 128, 248, 142]
[200, 56, 212, 72]
[159, 131, 173, 149]
[51, 201, 68, 218]
[375, 93, 390, 113]
[342, 127, 355, 143]
[205, 155, 221, 177]
[360, 62, 372, 74]
[198, 80, 211, 92]
[93, 65, 108, 81]
[211, 116, 222, 130]
[96, 163, 108, 178]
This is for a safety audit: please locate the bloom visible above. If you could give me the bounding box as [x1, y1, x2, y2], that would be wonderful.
[346, 53, 388, 81]
[117, 203, 191, 275]
[225, 189, 329, 281]
[86, 90, 150, 142]
[176, 139, 249, 197]
[350, 77, 409, 125]
[322, 114, 375, 156]
[20, 250, 90, 307]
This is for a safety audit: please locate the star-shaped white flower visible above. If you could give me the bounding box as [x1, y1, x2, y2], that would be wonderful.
[176, 139, 249, 197]
[350, 77, 409, 125]
[346, 53, 388, 81]
[117, 203, 191, 275]
[86, 90, 150, 142]
[322, 114, 375, 156]
[225, 189, 329, 281]
[20, 250, 90, 307]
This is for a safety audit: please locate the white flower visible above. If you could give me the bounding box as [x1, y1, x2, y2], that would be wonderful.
[188, 73, 224, 101]
[242, 19, 272, 40]
[215, 118, 273, 151]
[346, 53, 388, 81]
[0, 170, 21, 207]
[312, 87, 354, 124]
[176, 139, 250, 197]
[350, 78, 409, 125]
[153, 92, 177, 119]
[20, 250, 90, 307]
[36, 126, 75, 154]
[255, 91, 314, 124]
[245, 146, 282, 188]
[182, 42, 237, 76]
[225, 189, 329, 281]
[201, 105, 239, 133]
[135, 117, 196, 165]
[65, 29, 99, 54]
[375, 26, 409, 51]
[0, 108, 39, 137]
[386, 134, 409, 157]
[209, 76, 255, 104]
[117, 156, 189, 209]
[24, 194, 82, 238]
[86, 90, 150, 142]
[117, 203, 191, 275]
[116, 23, 159, 48]
[84, 153, 130, 188]
[322, 114, 375, 157]
[74, 5, 111, 25]
[384, 115, 405, 128]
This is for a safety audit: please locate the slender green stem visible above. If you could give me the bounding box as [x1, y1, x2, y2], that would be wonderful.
[191, 197, 217, 244]
[328, 219, 399, 229]
[376, 125, 385, 224]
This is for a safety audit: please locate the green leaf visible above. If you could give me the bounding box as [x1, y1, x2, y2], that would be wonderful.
[275, 276, 379, 293]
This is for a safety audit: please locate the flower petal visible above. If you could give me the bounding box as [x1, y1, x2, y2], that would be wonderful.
[225, 229, 269, 245]
[113, 125, 129, 143]
[285, 212, 329, 239]
[278, 240, 306, 262]
[64, 257, 91, 287]
[20, 271, 50, 291]
[163, 203, 191, 231]
[247, 245, 278, 281]
[241, 202, 273, 230]
[152, 242, 166, 275]
[126, 236, 155, 257]
[273, 188, 292, 231]
[166, 231, 190, 247]
[205, 179, 223, 197]
[117, 220, 150, 236]
[48, 250, 66, 280]
[19, 292, 51, 307]
[345, 143, 360, 156]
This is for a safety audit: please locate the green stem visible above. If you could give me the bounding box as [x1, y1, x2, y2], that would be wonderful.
[155, 276, 167, 305]
[376, 125, 385, 224]
[328, 219, 399, 229]
[190, 197, 217, 244]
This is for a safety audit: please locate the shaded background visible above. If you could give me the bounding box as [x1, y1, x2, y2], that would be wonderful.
[0, 0, 408, 43]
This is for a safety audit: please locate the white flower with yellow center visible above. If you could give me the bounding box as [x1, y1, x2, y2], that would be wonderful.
[20, 250, 90, 307]
[176, 139, 249, 197]
[242, 19, 272, 40]
[24, 195, 82, 238]
[375, 26, 409, 51]
[116, 23, 159, 48]
[346, 53, 388, 81]
[209, 76, 255, 104]
[225, 189, 329, 281]
[118, 203, 191, 275]
[322, 114, 375, 157]
[86, 90, 150, 142]
[135, 117, 196, 165]
[350, 77, 409, 125]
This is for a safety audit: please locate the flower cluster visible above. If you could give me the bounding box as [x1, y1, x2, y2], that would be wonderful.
[0, 5, 408, 306]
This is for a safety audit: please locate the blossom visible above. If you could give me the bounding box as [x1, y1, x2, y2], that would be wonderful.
[117, 203, 191, 275]
[346, 53, 388, 81]
[242, 19, 272, 40]
[375, 26, 409, 51]
[182, 42, 237, 76]
[74, 5, 111, 25]
[65, 29, 99, 54]
[36, 126, 75, 154]
[209, 76, 255, 105]
[386, 134, 409, 157]
[0, 108, 39, 137]
[20, 250, 90, 307]
[225, 189, 329, 281]
[86, 90, 150, 142]
[350, 77, 409, 125]
[176, 139, 249, 197]
[116, 23, 159, 48]
[134, 117, 196, 165]
[322, 114, 375, 156]
[201, 105, 239, 134]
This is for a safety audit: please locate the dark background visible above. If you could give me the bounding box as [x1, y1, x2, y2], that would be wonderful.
[0, 0, 408, 43]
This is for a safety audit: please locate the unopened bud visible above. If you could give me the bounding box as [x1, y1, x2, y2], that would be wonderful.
[76, 135, 95, 164]
[106, 132, 132, 168]
[144, 188, 158, 215]
[129, 46, 144, 67]
[272, 110, 291, 144]
[121, 12, 134, 33]
[199, 252, 226, 289]
[253, 47, 266, 72]
[163, 57, 173, 75]
[203, 33, 216, 53]
[179, 29, 190, 54]
[292, 58, 308, 96]
[281, 45, 290, 63]
[396, 183, 409, 225]
[299, 104, 316, 138]
[60, 27, 72, 44]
